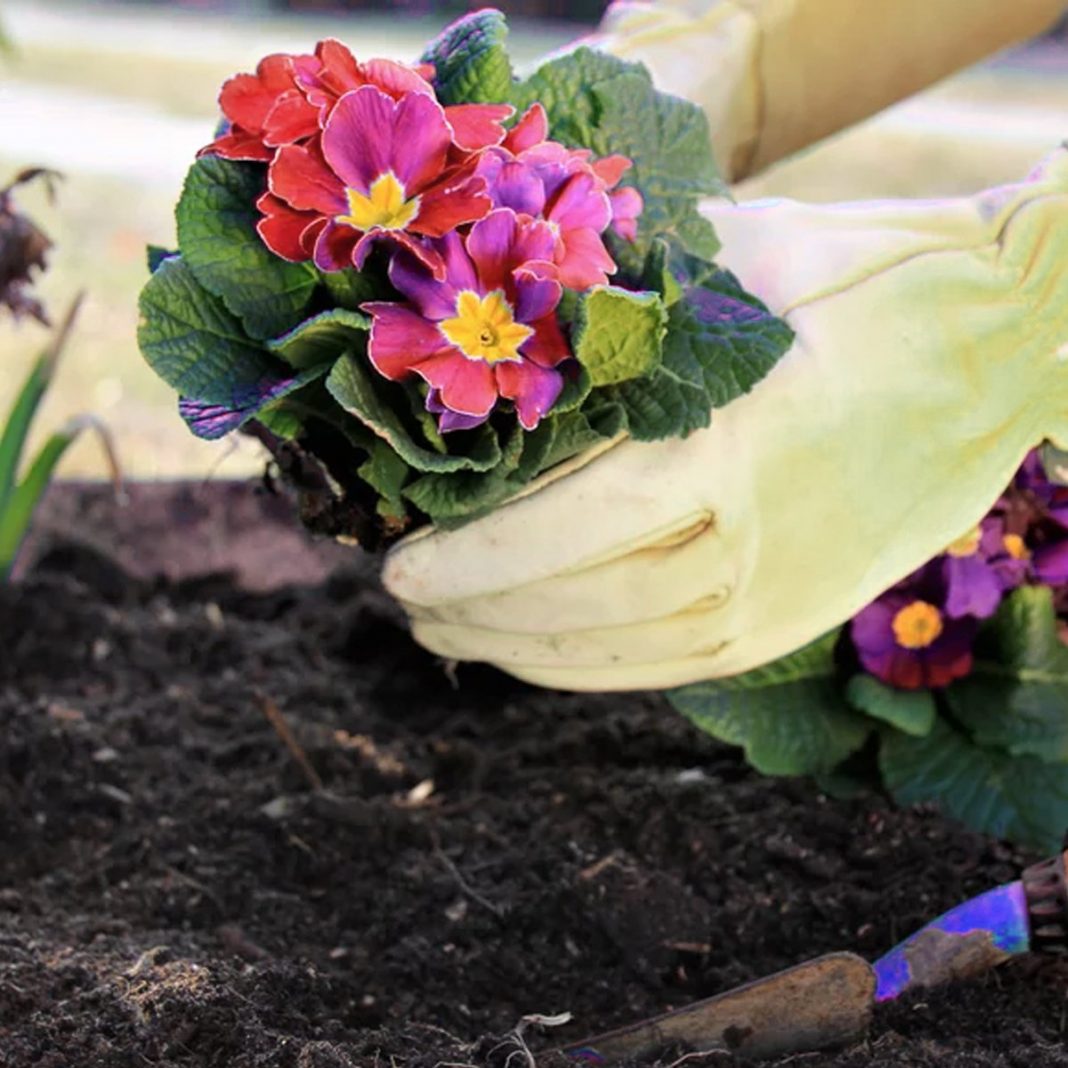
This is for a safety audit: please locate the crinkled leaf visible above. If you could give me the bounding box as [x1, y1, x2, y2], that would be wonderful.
[880, 719, 1068, 852]
[513, 51, 726, 270]
[573, 286, 666, 387]
[319, 266, 382, 312]
[138, 256, 286, 407]
[326, 353, 502, 473]
[402, 423, 525, 525]
[266, 309, 369, 370]
[176, 156, 317, 340]
[536, 404, 626, 476]
[179, 363, 328, 440]
[667, 632, 869, 776]
[359, 439, 411, 521]
[846, 674, 936, 737]
[552, 364, 592, 416]
[608, 269, 793, 440]
[420, 9, 514, 105]
[946, 586, 1068, 760]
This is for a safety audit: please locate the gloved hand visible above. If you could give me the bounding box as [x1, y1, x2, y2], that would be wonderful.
[586, 0, 1064, 181]
[382, 150, 1068, 691]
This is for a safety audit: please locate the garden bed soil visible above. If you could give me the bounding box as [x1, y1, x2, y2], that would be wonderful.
[2, 480, 1067, 1067]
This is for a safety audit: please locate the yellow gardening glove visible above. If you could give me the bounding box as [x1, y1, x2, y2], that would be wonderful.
[382, 150, 1068, 691]
[586, 0, 1064, 181]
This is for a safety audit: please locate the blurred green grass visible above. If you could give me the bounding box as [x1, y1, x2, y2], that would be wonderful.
[1, 5, 1066, 479]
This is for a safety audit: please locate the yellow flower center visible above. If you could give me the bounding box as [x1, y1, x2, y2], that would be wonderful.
[1003, 533, 1030, 560]
[945, 526, 981, 557]
[891, 600, 944, 650]
[439, 290, 533, 364]
[337, 172, 420, 232]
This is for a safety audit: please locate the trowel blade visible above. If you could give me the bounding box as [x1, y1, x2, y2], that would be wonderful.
[560, 952, 875, 1064]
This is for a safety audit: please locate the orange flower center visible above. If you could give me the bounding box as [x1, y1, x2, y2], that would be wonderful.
[891, 600, 944, 650]
[1002, 533, 1030, 560]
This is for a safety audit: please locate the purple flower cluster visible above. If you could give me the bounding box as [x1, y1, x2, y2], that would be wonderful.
[850, 449, 1068, 690]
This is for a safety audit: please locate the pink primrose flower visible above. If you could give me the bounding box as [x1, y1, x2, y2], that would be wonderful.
[475, 104, 642, 290]
[362, 208, 571, 432]
[262, 86, 494, 276]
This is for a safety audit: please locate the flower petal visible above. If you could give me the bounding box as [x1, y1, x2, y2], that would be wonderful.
[417, 351, 498, 418]
[262, 89, 320, 146]
[478, 152, 546, 216]
[504, 103, 548, 154]
[269, 144, 346, 214]
[353, 229, 444, 278]
[255, 192, 319, 261]
[312, 220, 358, 271]
[548, 171, 612, 232]
[361, 57, 435, 99]
[519, 311, 570, 368]
[445, 103, 513, 150]
[591, 154, 632, 189]
[412, 173, 492, 238]
[555, 226, 617, 290]
[364, 302, 454, 379]
[199, 127, 273, 162]
[389, 234, 470, 319]
[322, 86, 397, 192]
[513, 266, 561, 326]
[427, 387, 489, 432]
[495, 359, 563, 430]
[390, 90, 453, 193]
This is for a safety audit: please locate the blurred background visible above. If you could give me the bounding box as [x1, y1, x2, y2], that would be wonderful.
[2, 0, 1067, 480]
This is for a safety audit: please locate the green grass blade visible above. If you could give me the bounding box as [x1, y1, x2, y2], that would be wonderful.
[0, 294, 83, 512]
[0, 414, 122, 581]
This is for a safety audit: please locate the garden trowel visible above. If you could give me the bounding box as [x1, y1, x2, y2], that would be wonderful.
[560, 848, 1068, 1063]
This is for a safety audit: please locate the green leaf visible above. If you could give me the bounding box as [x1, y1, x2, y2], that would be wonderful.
[326, 353, 502, 473]
[607, 270, 793, 440]
[420, 9, 514, 105]
[667, 633, 870, 776]
[318, 267, 381, 312]
[846, 674, 937, 738]
[266, 309, 370, 370]
[946, 586, 1068, 759]
[535, 404, 626, 476]
[175, 156, 317, 340]
[138, 256, 282, 405]
[513, 50, 727, 269]
[359, 439, 410, 520]
[880, 719, 1068, 852]
[572, 286, 667, 387]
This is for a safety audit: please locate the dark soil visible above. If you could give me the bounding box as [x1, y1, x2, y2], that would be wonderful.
[3, 483, 1068, 1067]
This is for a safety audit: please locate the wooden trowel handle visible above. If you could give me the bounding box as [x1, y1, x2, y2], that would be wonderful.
[560, 952, 875, 1064]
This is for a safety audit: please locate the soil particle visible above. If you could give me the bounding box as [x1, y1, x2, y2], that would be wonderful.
[2, 484, 1068, 1066]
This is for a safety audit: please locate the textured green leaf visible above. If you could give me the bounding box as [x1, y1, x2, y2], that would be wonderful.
[946, 586, 1068, 759]
[176, 156, 317, 340]
[667, 633, 869, 776]
[359, 439, 410, 520]
[535, 404, 626, 476]
[420, 9, 514, 105]
[846, 674, 937, 738]
[318, 267, 381, 312]
[266, 309, 369, 370]
[880, 719, 1068, 851]
[402, 423, 525, 524]
[573, 286, 666, 387]
[513, 51, 726, 270]
[607, 269, 792, 440]
[138, 256, 280, 405]
[326, 354, 502, 474]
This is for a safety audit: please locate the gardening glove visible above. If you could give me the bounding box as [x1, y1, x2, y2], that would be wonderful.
[587, 0, 1065, 181]
[381, 149, 1068, 691]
